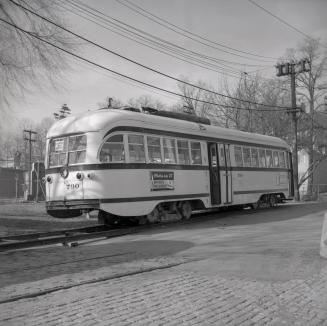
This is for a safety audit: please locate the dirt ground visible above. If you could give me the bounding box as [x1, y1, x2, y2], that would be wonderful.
[0, 202, 97, 236]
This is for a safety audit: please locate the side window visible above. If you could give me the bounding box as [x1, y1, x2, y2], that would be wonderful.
[99, 134, 125, 163]
[163, 138, 177, 164]
[251, 148, 259, 167]
[242, 147, 251, 167]
[191, 142, 202, 165]
[177, 140, 190, 164]
[272, 151, 279, 167]
[234, 146, 243, 167]
[279, 151, 286, 168]
[147, 136, 162, 163]
[128, 134, 145, 163]
[258, 149, 266, 168]
[266, 150, 273, 168]
[68, 135, 87, 165]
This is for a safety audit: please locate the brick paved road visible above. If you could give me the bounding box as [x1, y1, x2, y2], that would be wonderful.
[1, 202, 327, 325]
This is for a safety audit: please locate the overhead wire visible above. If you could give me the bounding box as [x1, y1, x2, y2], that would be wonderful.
[115, 0, 277, 62]
[69, 57, 178, 102]
[67, 0, 271, 69]
[7, 0, 293, 110]
[60, 1, 242, 78]
[0, 17, 298, 113]
[247, 0, 312, 40]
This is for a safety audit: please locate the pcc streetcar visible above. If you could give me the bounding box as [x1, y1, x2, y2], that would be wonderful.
[45, 107, 294, 224]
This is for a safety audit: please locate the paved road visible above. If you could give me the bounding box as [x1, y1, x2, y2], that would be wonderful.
[1, 202, 327, 325]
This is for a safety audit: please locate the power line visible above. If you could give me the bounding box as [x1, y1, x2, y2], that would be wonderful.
[247, 0, 312, 40]
[67, 0, 270, 69]
[115, 0, 277, 62]
[60, 1, 241, 78]
[0, 17, 297, 113]
[7, 0, 292, 110]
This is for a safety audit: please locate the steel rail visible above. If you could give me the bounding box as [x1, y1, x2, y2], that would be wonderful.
[0, 225, 107, 241]
[0, 226, 142, 252]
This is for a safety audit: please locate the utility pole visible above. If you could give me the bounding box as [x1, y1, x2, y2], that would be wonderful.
[276, 59, 310, 201]
[24, 129, 37, 200]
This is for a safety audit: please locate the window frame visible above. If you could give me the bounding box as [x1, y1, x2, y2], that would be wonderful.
[99, 133, 125, 163]
[190, 141, 202, 165]
[49, 134, 87, 168]
[234, 146, 243, 167]
[177, 139, 191, 165]
[127, 133, 146, 163]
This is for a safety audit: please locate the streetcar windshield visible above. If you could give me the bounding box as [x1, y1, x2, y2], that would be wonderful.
[48, 134, 87, 167]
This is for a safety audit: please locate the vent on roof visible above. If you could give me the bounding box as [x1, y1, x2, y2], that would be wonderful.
[151, 110, 211, 125]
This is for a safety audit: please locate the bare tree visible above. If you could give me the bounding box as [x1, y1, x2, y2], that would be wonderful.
[127, 95, 166, 110]
[0, 0, 74, 120]
[294, 38, 327, 196]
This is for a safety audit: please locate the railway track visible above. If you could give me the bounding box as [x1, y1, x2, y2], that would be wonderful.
[0, 224, 143, 252]
[0, 205, 278, 252]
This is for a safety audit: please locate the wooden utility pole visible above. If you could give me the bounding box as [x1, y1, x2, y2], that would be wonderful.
[24, 129, 37, 199]
[276, 59, 310, 201]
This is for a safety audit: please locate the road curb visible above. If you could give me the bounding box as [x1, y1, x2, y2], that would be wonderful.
[320, 212, 327, 259]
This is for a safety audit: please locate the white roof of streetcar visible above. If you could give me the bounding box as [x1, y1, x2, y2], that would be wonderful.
[47, 108, 290, 150]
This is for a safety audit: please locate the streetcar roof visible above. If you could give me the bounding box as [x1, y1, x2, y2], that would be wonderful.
[47, 109, 290, 149]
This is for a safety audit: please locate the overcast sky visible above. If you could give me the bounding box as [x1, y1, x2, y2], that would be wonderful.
[10, 0, 327, 124]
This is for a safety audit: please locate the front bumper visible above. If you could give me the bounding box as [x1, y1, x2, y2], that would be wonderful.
[46, 199, 100, 211]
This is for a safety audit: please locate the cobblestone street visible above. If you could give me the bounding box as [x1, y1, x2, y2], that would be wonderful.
[1, 202, 327, 325]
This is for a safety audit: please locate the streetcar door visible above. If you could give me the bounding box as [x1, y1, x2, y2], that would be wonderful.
[218, 144, 233, 204]
[208, 143, 221, 205]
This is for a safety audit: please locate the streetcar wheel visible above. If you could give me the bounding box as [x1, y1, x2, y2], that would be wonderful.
[251, 202, 259, 210]
[179, 201, 192, 220]
[98, 210, 120, 226]
[147, 207, 161, 223]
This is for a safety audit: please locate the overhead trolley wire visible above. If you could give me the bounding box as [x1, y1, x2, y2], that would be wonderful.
[66, 0, 271, 69]
[115, 0, 277, 62]
[247, 0, 313, 40]
[0, 17, 297, 113]
[8, 0, 294, 111]
[60, 1, 242, 77]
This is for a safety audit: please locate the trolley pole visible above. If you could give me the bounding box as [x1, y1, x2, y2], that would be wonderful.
[24, 129, 37, 199]
[276, 59, 310, 201]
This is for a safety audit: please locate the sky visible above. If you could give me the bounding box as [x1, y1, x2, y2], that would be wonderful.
[8, 0, 327, 125]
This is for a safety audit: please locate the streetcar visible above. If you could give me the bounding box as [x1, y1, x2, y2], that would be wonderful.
[45, 107, 293, 224]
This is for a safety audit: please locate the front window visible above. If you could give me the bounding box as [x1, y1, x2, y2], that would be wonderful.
[49, 135, 86, 167]
[99, 134, 124, 163]
[68, 135, 87, 164]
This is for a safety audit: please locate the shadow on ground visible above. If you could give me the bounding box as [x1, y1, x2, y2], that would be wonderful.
[0, 240, 193, 286]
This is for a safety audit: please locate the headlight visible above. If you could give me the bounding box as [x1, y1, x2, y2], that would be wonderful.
[60, 167, 69, 179]
[76, 172, 84, 180]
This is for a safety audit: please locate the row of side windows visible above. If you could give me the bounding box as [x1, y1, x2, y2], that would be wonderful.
[99, 133, 203, 165]
[234, 146, 290, 169]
